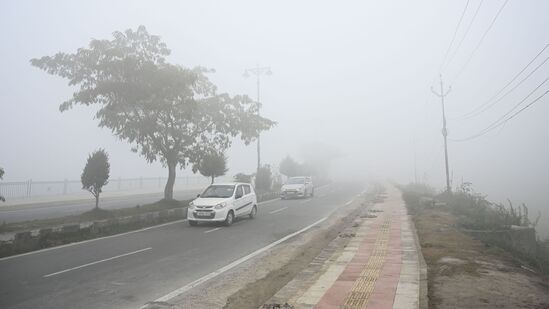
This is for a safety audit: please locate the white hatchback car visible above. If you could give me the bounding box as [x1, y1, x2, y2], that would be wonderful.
[280, 176, 314, 199]
[187, 182, 258, 226]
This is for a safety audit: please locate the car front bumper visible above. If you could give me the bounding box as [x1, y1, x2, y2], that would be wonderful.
[280, 190, 305, 198]
[187, 207, 229, 221]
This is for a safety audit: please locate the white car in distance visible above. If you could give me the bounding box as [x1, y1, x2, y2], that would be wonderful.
[187, 182, 257, 226]
[280, 176, 314, 199]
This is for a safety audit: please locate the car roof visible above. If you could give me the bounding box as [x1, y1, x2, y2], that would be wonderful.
[208, 182, 250, 186]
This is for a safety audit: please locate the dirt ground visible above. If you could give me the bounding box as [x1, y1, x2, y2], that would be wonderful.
[412, 206, 549, 309]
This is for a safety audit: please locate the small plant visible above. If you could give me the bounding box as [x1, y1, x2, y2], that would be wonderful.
[81, 149, 110, 209]
[194, 152, 228, 184]
[234, 173, 252, 183]
[255, 165, 272, 191]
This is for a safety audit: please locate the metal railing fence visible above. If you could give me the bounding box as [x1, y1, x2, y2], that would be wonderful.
[0, 176, 231, 200]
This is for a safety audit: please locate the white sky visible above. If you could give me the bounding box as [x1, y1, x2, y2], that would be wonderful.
[1, 1, 548, 233]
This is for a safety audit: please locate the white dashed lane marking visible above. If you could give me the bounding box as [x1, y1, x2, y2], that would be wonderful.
[269, 207, 288, 214]
[204, 227, 222, 234]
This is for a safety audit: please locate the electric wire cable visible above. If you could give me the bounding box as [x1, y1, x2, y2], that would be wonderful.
[444, 0, 484, 72]
[450, 77, 549, 141]
[455, 44, 549, 119]
[451, 0, 510, 84]
[439, 0, 471, 72]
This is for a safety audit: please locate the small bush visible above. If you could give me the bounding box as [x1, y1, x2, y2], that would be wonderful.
[400, 183, 435, 214]
[233, 173, 252, 183]
[255, 165, 272, 191]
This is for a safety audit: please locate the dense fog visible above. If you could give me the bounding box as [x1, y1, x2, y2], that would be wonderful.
[1, 1, 548, 235]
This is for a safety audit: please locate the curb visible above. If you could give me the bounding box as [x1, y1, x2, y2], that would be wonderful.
[409, 214, 428, 309]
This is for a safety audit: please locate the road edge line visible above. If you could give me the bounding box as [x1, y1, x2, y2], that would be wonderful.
[146, 216, 328, 305]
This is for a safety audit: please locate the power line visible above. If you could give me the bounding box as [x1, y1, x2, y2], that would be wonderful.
[483, 75, 549, 129]
[455, 44, 549, 119]
[439, 0, 471, 72]
[450, 78, 549, 142]
[444, 0, 484, 72]
[451, 0, 510, 84]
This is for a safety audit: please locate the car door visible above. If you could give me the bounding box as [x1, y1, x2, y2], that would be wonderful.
[234, 185, 248, 216]
[242, 185, 254, 213]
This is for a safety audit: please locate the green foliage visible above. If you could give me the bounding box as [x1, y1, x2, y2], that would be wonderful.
[399, 182, 435, 214]
[437, 183, 535, 230]
[255, 165, 272, 191]
[194, 152, 228, 183]
[81, 149, 110, 208]
[402, 182, 436, 196]
[279, 155, 319, 177]
[279, 156, 300, 177]
[233, 173, 252, 183]
[31, 26, 275, 200]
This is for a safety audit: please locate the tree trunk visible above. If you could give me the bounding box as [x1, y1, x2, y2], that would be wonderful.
[164, 160, 177, 200]
[95, 193, 99, 210]
[211, 175, 214, 184]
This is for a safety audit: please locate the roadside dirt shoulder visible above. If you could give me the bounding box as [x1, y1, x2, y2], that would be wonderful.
[412, 207, 549, 309]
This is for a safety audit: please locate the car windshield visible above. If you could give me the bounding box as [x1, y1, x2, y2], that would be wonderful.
[287, 178, 305, 184]
[200, 185, 235, 198]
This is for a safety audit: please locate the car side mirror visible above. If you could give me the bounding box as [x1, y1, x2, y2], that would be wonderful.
[196, 194, 200, 198]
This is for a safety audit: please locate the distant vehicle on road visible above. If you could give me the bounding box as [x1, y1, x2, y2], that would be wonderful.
[187, 182, 257, 226]
[280, 176, 314, 199]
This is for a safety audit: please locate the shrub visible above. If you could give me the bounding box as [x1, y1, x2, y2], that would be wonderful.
[233, 173, 252, 183]
[195, 152, 228, 184]
[255, 165, 272, 191]
[81, 149, 110, 209]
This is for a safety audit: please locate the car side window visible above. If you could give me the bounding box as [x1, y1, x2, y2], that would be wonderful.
[236, 185, 243, 197]
[244, 185, 251, 195]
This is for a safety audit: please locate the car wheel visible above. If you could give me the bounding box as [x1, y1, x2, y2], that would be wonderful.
[224, 211, 235, 226]
[188, 220, 198, 226]
[249, 205, 257, 219]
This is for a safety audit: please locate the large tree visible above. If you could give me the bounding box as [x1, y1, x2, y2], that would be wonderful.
[31, 26, 275, 200]
[81, 149, 110, 209]
[194, 152, 228, 184]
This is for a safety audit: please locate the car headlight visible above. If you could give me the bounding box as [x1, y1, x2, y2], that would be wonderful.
[215, 202, 227, 210]
[188, 201, 195, 209]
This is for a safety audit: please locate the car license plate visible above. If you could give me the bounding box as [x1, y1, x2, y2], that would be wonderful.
[197, 211, 210, 216]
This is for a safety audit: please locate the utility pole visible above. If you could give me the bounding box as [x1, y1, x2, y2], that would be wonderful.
[243, 64, 272, 173]
[431, 75, 452, 193]
[413, 137, 418, 184]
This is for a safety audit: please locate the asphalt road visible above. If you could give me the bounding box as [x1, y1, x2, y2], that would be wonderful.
[0, 183, 364, 309]
[0, 190, 201, 223]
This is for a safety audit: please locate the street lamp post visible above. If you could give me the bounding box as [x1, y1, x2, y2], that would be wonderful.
[243, 64, 272, 172]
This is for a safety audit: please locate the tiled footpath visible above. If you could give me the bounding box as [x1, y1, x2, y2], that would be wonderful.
[264, 185, 427, 309]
